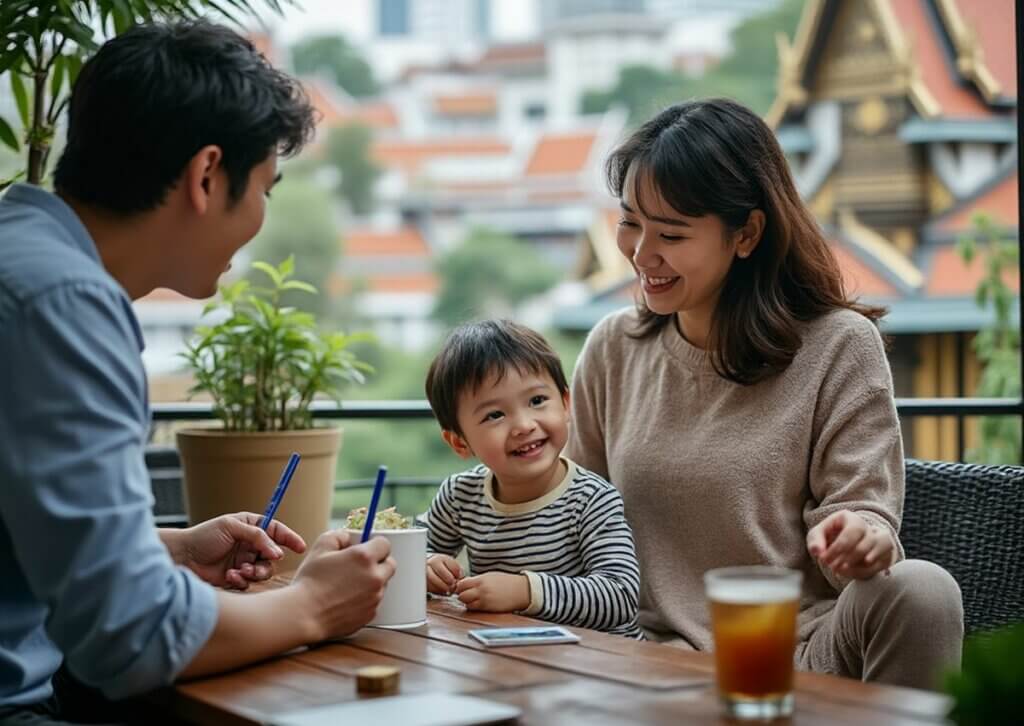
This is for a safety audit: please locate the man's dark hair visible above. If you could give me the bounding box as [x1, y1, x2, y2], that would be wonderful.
[54, 20, 317, 214]
[425, 320, 569, 436]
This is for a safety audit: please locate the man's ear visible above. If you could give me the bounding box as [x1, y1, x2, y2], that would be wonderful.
[442, 429, 473, 459]
[182, 145, 224, 215]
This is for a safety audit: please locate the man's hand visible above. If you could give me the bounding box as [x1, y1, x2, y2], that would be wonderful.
[426, 554, 463, 594]
[455, 572, 530, 612]
[167, 512, 306, 589]
[291, 530, 396, 642]
[807, 510, 896, 580]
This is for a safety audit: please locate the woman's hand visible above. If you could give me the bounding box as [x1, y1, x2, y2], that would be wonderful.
[806, 510, 895, 580]
[455, 572, 530, 612]
[426, 554, 463, 594]
[165, 512, 306, 589]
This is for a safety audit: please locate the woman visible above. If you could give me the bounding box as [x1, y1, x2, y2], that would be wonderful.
[565, 98, 962, 689]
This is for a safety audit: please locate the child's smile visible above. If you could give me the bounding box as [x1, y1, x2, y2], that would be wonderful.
[447, 367, 570, 504]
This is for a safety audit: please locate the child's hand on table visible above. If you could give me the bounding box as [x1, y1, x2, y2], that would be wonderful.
[426, 554, 463, 594]
[455, 572, 530, 612]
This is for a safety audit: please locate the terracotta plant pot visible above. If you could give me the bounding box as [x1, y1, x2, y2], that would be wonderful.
[176, 427, 342, 572]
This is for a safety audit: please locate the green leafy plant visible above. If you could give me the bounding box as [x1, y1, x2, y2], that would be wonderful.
[182, 256, 374, 432]
[0, 0, 293, 189]
[945, 622, 1024, 725]
[957, 212, 1021, 464]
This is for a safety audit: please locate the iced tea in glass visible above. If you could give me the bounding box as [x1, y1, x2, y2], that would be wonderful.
[704, 567, 802, 720]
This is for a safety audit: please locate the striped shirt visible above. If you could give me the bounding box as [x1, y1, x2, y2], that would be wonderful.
[427, 458, 643, 638]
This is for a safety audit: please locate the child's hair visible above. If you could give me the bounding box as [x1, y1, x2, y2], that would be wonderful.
[425, 320, 569, 436]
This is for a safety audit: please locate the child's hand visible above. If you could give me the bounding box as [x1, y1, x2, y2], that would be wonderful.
[426, 554, 463, 594]
[455, 572, 530, 612]
[806, 510, 896, 580]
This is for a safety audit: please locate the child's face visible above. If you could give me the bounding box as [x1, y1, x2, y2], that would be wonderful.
[445, 367, 569, 489]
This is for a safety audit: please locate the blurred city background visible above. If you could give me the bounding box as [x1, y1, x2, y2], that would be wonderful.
[1, 0, 1018, 514]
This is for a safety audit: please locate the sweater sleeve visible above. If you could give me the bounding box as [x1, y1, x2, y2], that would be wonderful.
[565, 319, 611, 480]
[804, 323, 906, 591]
[426, 475, 464, 558]
[523, 487, 642, 638]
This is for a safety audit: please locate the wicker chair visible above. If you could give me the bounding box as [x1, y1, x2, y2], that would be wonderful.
[902, 459, 1024, 634]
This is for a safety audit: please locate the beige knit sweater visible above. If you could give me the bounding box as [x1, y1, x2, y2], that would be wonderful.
[565, 307, 906, 650]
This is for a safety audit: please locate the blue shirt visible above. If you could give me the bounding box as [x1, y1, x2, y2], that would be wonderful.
[0, 184, 217, 706]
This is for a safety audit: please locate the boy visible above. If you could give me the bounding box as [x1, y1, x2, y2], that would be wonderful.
[424, 320, 642, 638]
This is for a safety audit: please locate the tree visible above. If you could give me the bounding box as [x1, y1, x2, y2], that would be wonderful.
[291, 34, 378, 98]
[957, 212, 1021, 464]
[578, 0, 804, 120]
[432, 227, 560, 327]
[0, 0, 292, 189]
[324, 123, 380, 216]
[244, 174, 340, 318]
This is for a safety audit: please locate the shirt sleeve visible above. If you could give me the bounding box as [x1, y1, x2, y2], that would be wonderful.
[426, 475, 465, 557]
[804, 323, 906, 591]
[564, 321, 611, 480]
[0, 281, 218, 699]
[524, 487, 642, 638]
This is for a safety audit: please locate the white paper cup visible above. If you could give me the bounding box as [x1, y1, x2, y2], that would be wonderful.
[348, 527, 427, 629]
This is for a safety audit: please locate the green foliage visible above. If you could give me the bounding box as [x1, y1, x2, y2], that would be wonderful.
[956, 212, 1021, 464]
[182, 256, 374, 432]
[0, 0, 292, 187]
[432, 227, 560, 326]
[245, 173, 340, 317]
[324, 123, 380, 216]
[291, 34, 378, 98]
[945, 623, 1024, 725]
[579, 0, 803, 121]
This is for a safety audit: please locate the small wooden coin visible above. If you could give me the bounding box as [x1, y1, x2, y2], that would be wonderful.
[356, 665, 400, 695]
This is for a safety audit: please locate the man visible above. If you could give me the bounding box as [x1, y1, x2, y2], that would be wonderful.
[0, 21, 394, 724]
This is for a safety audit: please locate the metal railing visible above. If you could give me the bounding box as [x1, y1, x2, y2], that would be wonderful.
[152, 397, 1024, 464]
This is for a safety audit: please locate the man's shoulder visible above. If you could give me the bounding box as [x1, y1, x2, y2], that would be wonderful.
[0, 189, 113, 310]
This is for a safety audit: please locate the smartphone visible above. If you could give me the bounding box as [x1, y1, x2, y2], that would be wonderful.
[468, 626, 581, 647]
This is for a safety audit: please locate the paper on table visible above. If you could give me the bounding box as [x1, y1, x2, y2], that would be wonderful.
[269, 693, 521, 726]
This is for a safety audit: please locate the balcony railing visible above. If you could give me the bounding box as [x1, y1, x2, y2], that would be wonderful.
[152, 398, 1024, 465]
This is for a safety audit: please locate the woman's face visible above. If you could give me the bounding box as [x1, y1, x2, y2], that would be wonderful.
[616, 163, 743, 319]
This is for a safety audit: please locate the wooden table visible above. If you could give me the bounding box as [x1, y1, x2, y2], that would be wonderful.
[159, 589, 953, 725]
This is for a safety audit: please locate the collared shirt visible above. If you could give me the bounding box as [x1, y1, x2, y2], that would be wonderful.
[0, 184, 218, 706]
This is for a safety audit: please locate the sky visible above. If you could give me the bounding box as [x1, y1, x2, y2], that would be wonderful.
[256, 0, 540, 44]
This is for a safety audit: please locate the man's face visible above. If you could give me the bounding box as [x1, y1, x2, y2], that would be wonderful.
[174, 154, 279, 298]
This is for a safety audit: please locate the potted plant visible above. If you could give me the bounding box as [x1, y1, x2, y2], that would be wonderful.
[177, 256, 372, 570]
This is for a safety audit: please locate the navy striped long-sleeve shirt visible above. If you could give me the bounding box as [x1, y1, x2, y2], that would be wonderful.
[426, 458, 643, 638]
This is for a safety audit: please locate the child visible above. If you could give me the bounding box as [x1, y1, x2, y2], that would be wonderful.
[423, 320, 642, 638]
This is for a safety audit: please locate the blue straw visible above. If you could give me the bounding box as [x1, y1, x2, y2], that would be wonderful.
[259, 452, 301, 530]
[360, 465, 388, 543]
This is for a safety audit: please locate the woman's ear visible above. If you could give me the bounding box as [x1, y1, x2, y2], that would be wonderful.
[442, 429, 473, 459]
[734, 209, 766, 259]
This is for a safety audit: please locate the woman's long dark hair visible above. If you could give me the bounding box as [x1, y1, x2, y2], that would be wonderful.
[606, 98, 885, 385]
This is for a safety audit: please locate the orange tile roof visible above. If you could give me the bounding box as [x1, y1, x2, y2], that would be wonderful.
[369, 273, 440, 293]
[926, 245, 1020, 296]
[338, 101, 400, 129]
[302, 80, 344, 126]
[525, 131, 598, 176]
[342, 228, 431, 257]
[831, 242, 897, 297]
[952, 0, 1016, 100]
[433, 92, 498, 116]
[933, 170, 1018, 234]
[372, 138, 511, 173]
[475, 42, 546, 72]
[890, 0, 991, 118]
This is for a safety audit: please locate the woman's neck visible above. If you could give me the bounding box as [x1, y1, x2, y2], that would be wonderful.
[675, 310, 713, 349]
